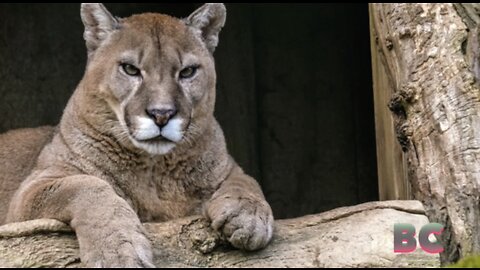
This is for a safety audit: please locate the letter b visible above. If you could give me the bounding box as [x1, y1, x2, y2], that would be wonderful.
[394, 223, 416, 253]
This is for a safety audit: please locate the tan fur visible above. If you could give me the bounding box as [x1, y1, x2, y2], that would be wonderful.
[0, 126, 55, 225]
[1, 3, 273, 267]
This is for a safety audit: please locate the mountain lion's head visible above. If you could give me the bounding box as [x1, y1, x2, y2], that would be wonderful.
[78, 3, 226, 155]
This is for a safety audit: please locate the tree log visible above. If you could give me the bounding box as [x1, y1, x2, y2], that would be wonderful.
[370, 3, 480, 264]
[0, 200, 438, 268]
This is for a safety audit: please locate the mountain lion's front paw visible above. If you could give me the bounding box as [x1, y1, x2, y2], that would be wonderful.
[77, 224, 154, 268]
[205, 194, 274, 251]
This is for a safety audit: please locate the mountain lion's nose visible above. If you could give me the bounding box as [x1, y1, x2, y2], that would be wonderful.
[146, 108, 177, 128]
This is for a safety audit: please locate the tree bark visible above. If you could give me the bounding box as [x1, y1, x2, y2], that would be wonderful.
[0, 200, 438, 268]
[370, 3, 480, 264]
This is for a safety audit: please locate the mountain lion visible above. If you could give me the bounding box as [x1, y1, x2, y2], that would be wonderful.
[0, 3, 273, 267]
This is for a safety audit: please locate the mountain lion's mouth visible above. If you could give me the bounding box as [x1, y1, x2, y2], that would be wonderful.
[136, 134, 175, 143]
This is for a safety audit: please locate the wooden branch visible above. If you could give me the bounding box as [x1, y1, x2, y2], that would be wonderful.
[370, 3, 480, 264]
[0, 200, 438, 268]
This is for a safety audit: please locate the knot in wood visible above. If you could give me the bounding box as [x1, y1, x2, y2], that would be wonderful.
[385, 37, 394, 50]
[398, 27, 413, 39]
[388, 84, 416, 117]
[395, 121, 412, 152]
[178, 218, 224, 254]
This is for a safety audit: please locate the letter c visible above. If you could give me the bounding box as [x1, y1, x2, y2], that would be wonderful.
[419, 223, 444, 254]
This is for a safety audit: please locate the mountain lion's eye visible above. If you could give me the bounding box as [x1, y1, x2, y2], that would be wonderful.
[121, 63, 141, 76]
[179, 66, 198, 79]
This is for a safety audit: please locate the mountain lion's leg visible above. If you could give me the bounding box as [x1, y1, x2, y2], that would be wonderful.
[7, 175, 153, 267]
[205, 167, 274, 251]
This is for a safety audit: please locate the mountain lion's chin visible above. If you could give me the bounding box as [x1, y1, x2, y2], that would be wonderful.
[131, 138, 177, 155]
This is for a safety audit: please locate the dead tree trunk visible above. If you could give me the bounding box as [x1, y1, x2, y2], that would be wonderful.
[0, 201, 438, 268]
[370, 3, 480, 264]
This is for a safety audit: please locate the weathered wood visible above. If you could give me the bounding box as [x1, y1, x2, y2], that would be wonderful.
[0, 200, 439, 268]
[370, 3, 480, 264]
[369, 5, 410, 201]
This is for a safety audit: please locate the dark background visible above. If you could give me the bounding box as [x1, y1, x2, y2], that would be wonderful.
[0, 3, 378, 219]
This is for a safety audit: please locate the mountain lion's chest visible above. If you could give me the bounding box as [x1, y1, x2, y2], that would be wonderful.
[114, 162, 216, 222]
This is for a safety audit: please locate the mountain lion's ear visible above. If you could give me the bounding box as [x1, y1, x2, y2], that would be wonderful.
[184, 3, 226, 53]
[80, 3, 118, 53]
